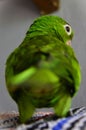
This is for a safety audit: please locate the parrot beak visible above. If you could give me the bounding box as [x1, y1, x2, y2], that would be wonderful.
[66, 40, 71, 46]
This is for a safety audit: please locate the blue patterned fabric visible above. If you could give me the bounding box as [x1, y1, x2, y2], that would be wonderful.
[0, 107, 86, 130]
[16, 107, 86, 130]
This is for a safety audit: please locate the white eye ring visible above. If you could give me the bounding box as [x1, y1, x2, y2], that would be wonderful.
[64, 24, 72, 35]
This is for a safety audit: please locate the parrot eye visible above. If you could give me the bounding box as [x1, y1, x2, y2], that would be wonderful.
[64, 24, 72, 35]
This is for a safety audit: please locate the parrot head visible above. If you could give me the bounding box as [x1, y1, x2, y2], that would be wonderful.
[27, 15, 74, 46]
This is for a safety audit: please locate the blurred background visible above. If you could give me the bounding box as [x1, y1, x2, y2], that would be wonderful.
[0, 0, 86, 112]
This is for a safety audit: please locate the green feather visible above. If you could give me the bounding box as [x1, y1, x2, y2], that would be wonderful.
[5, 15, 81, 123]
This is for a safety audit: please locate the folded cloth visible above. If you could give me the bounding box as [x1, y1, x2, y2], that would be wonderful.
[0, 107, 86, 130]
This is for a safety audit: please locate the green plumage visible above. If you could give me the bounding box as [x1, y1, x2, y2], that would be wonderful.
[5, 15, 81, 123]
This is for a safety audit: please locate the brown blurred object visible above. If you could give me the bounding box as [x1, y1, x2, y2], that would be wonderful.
[33, 0, 60, 15]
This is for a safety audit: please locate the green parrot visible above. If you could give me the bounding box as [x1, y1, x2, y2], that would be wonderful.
[5, 15, 81, 123]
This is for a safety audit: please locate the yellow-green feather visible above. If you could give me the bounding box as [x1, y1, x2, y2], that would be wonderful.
[5, 15, 81, 123]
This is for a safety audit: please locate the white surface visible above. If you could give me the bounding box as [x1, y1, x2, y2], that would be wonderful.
[0, 0, 86, 112]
